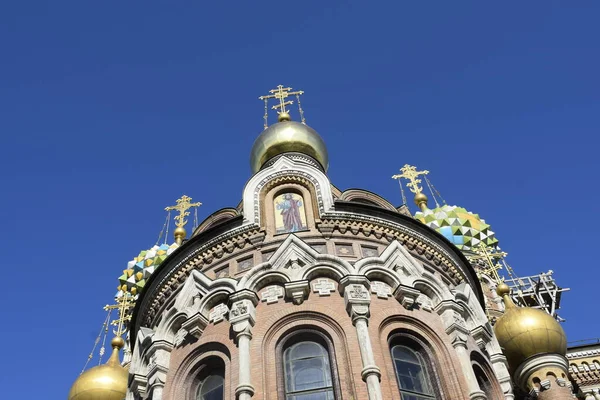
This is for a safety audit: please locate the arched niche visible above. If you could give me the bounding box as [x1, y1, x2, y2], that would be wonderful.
[261, 180, 318, 236]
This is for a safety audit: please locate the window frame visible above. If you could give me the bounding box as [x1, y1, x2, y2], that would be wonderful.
[192, 357, 226, 400]
[388, 332, 443, 400]
[276, 328, 341, 400]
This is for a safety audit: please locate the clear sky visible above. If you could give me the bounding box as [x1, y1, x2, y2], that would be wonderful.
[1, 1, 598, 398]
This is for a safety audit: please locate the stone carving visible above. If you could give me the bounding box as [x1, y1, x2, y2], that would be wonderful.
[173, 328, 188, 347]
[416, 294, 433, 311]
[284, 257, 305, 270]
[349, 284, 369, 300]
[209, 303, 229, 324]
[230, 301, 248, 318]
[261, 285, 284, 304]
[312, 279, 335, 296]
[370, 281, 392, 299]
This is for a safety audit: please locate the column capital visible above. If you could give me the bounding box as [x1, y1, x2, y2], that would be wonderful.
[229, 290, 259, 337]
[340, 276, 371, 323]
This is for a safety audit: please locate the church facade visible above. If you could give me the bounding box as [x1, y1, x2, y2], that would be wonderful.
[69, 86, 583, 400]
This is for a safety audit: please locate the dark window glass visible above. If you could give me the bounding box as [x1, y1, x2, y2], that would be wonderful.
[284, 341, 334, 400]
[473, 365, 494, 399]
[391, 345, 436, 400]
[197, 369, 224, 400]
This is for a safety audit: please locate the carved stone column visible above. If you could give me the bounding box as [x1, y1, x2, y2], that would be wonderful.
[229, 290, 259, 400]
[435, 300, 486, 400]
[340, 275, 383, 400]
[146, 340, 173, 400]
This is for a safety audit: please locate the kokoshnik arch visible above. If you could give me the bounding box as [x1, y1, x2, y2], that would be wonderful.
[69, 85, 586, 400]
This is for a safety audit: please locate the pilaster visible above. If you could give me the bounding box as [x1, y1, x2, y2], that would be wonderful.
[229, 290, 259, 400]
[340, 275, 383, 400]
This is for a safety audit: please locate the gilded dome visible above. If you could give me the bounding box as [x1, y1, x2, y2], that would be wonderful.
[494, 285, 567, 370]
[68, 338, 128, 400]
[250, 121, 329, 173]
[415, 205, 498, 251]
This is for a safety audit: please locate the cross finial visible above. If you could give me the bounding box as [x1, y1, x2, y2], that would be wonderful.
[104, 294, 136, 338]
[165, 195, 202, 244]
[392, 164, 430, 210]
[259, 84, 306, 128]
[467, 243, 508, 283]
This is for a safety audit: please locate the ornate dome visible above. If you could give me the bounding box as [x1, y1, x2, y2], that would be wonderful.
[68, 337, 128, 400]
[415, 205, 498, 251]
[250, 120, 329, 173]
[118, 243, 179, 297]
[494, 284, 567, 370]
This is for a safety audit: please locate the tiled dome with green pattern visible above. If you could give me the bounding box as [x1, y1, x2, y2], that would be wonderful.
[117, 243, 179, 298]
[415, 205, 498, 251]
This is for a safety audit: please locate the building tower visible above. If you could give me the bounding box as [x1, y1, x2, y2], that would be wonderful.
[68, 85, 584, 399]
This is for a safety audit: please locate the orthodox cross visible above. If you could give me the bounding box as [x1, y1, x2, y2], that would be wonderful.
[259, 85, 306, 127]
[165, 195, 202, 229]
[104, 294, 136, 337]
[392, 164, 430, 195]
[467, 243, 508, 283]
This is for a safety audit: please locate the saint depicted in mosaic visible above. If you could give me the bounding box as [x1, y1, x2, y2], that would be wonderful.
[275, 193, 307, 234]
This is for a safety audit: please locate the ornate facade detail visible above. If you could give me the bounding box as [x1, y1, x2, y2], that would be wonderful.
[312, 278, 335, 296]
[370, 281, 392, 299]
[208, 303, 229, 323]
[261, 285, 284, 304]
[394, 284, 421, 309]
[284, 280, 310, 305]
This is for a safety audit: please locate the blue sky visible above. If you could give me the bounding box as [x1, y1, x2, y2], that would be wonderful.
[1, 2, 598, 398]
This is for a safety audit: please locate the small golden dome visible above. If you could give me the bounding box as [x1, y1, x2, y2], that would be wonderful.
[68, 338, 128, 400]
[494, 287, 567, 370]
[250, 121, 329, 173]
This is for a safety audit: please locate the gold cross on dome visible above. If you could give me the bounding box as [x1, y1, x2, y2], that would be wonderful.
[165, 195, 202, 228]
[392, 164, 430, 195]
[467, 243, 508, 283]
[259, 85, 304, 115]
[104, 294, 136, 337]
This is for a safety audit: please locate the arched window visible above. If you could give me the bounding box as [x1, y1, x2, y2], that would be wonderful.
[283, 341, 334, 399]
[196, 360, 224, 400]
[391, 344, 436, 399]
[473, 364, 493, 399]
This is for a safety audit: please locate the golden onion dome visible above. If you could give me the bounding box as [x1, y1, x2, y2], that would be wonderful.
[250, 120, 329, 173]
[493, 283, 567, 370]
[68, 337, 129, 400]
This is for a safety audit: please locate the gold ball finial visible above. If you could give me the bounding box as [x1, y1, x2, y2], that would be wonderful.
[278, 112, 291, 122]
[174, 226, 186, 244]
[414, 192, 429, 211]
[496, 282, 511, 297]
[111, 336, 125, 349]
